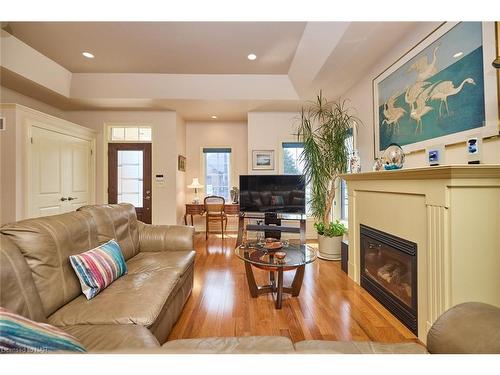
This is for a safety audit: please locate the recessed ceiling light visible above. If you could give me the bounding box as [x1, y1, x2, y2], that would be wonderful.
[211, 115, 218, 119]
[453, 52, 463, 58]
[247, 53, 257, 61]
[82, 51, 95, 59]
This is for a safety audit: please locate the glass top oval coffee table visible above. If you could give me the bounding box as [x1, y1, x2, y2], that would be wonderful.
[235, 242, 317, 309]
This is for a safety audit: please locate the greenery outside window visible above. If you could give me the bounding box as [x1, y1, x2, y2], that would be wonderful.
[282, 142, 311, 215]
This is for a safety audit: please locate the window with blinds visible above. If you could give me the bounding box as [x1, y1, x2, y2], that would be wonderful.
[203, 148, 231, 200]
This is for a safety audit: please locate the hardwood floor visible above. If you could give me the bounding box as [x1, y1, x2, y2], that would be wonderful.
[168, 232, 418, 344]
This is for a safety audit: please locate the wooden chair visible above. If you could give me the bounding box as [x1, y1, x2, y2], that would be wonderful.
[204, 195, 228, 239]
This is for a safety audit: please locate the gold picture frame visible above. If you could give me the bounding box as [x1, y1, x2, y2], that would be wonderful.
[178, 155, 186, 172]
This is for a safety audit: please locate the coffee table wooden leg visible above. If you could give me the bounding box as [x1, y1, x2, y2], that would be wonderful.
[290, 265, 305, 296]
[276, 268, 284, 309]
[269, 270, 275, 288]
[184, 214, 188, 226]
[235, 214, 245, 247]
[244, 260, 259, 298]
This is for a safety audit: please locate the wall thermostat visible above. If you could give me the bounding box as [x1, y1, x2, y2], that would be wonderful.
[426, 145, 445, 166]
[466, 136, 482, 164]
[155, 174, 166, 186]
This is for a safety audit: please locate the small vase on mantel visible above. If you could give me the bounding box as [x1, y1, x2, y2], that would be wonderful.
[350, 150, 361, 173]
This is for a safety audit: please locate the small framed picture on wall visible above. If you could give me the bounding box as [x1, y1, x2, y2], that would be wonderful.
[252, 150, 274, 170]
[178, 155, 186, 172]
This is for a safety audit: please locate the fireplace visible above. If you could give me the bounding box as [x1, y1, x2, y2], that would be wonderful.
[360, 224, 418, 335]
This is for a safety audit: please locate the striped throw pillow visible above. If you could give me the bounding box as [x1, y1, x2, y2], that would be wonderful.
[69, 239, 127, 300]
[0, 308, 86, 353]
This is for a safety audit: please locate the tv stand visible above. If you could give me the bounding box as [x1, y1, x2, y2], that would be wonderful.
[236, 212, 306, 247]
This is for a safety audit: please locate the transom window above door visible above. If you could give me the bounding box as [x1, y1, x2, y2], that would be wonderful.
[109, 126, 152, 142]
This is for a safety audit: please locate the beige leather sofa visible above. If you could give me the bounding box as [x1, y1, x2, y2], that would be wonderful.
[1, 203, 499, 354]
[1, 203, 195, 350]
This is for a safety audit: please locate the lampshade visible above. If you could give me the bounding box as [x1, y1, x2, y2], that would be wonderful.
[188, 178, 204, 189]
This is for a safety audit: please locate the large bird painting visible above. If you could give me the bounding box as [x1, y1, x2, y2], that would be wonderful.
[374, 22, 486, 153]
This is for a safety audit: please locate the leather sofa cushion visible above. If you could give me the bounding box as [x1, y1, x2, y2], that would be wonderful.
[138, 222, 194, 252]
[127, 251, 195, 275]
[62, 324, 159, 352]
[160, 336, 296, 353]
[0, 235, 47, 322]
[294, 340, 428, 354]
[48, 267, 182, 327]
[0, 211, 99, 316]
[78, 204, 139, 261]
[426, 302, 500, 354]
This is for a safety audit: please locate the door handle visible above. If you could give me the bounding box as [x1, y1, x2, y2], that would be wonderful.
[60, 197, 68, 201]
[68, 197, 77, 201]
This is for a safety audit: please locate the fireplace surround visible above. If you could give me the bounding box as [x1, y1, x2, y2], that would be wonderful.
[341, 165, 500, 343]
[360, 224, 417, 334]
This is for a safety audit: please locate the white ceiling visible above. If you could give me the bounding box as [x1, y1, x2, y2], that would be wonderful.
[7, 22, 306, 74]
[1, 21, 426, 120]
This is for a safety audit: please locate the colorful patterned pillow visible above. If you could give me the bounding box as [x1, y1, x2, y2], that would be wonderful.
[69, 239, 127, 300]
[0, 308, 86, 353]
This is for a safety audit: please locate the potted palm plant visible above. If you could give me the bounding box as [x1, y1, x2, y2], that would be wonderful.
[297, 92, 359, 260]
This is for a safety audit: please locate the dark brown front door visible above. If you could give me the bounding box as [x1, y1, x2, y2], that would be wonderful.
[108, 143, 152, 223]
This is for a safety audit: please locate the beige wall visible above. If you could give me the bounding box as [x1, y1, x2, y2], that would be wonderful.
[247, 112, 300, 174]
[66, 110, 181, 225]
[247, 112, 321, 239]
[343, 22, 500, 170]
[176, 114, 186, 225]
[0, 106, 18, 224]
[1, 86, 68, 119]
[0, 32, 72, 97]
[185, 121, 248, 201]
[185, 121, 247, 231]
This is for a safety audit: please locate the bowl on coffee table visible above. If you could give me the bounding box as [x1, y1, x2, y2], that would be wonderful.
[263, 238, 283, 251]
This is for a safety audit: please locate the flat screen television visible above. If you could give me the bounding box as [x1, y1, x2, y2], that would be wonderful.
[239, 175, 305, 214]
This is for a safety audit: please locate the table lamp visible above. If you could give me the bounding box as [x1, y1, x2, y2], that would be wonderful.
[188, 178, 204, 204]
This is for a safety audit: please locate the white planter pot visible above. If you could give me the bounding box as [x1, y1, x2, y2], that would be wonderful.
[317, 234, 342, 261]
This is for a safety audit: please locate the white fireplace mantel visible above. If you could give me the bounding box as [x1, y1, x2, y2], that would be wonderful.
[341, 165, 500, 342]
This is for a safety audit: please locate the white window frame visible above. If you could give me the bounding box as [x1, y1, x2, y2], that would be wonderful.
[107, 124, 153, 143]
[103, 123, 153, 204]
[200, 146, 234, 202]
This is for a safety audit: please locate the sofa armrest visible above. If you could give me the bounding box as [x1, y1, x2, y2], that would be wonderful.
[138, 222, 194, 252]
[427, 302, 500, 354]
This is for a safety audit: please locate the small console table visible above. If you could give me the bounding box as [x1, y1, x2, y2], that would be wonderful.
[184, 203, 240, 226]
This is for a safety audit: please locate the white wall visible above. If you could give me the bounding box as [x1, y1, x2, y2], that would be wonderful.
[185, 121, 247, 231]
[247, 112, 300, 174]
[66, 110, 181, 225]
[342, 22, 500, 170]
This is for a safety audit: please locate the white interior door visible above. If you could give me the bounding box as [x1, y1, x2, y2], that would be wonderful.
[30, 126, 91, 217]
[67, 138, 92, 211]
